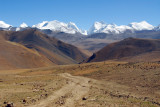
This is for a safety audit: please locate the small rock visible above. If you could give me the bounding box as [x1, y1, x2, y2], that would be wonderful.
[22, 99, 26, 103]
[4, 101, 7, 104]
[5, 103, 13, 107]
[82, 97, 87, 100]
[45, 94, 48, 97]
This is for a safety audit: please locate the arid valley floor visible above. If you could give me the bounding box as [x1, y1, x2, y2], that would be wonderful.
[0, 61, 160, 107]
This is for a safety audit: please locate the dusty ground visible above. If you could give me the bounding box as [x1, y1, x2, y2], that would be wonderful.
[0, 61, 160, 107]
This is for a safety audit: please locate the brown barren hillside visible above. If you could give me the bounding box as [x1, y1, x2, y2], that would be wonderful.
[0, 29, 88, 69]
[0, 35, 53, 70]
[86, 38, 160, 62]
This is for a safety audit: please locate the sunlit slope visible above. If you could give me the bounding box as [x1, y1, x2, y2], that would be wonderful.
[85, 38, 160, 62]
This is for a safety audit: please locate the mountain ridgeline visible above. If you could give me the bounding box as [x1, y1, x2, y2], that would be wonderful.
[85, 38, 160, 62]
[0, 20, 160, 68]
[0, 29, 88, 70]
[0, 20, 160, 52]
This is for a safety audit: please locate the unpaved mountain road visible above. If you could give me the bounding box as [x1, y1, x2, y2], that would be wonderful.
[1, 62, 160, 107]
[29, 73, 91, 107]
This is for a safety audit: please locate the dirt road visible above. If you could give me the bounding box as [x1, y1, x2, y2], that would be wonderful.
[29, 73, 91, 107]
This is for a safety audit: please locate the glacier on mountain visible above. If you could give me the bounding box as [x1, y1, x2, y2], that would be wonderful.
[0, 21, 11, 28]
[20, 22, 28, 28]
[88, 21, 154, 34]
[128, 21, 154, 30]
[32, 20, 87, 35]
[0, 20, 159, 35]
[16, 22, 28, 31]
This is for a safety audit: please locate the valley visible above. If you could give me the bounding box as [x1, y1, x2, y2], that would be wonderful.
[0, 0, 160, 107]
[0, 21, 160, 107]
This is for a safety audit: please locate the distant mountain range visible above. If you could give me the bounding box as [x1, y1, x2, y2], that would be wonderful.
[0, 20, 160, 52]
[0, 20, 160, 35]
[0, 20, 160, 69]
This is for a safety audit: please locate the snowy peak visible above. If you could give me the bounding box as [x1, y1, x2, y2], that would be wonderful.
[88, 21, 155, 34]
[88, 22, 109, 34]
[0, 21, 11, 28]
[20, 22, 28, 28]
[0, 20, 159, 35]
[129, 21, 154, 30]
[15, 22, 29, 31]
[88, 21, 131, 34]
[32, 20, 87, 35]
[67, 22, 79, 31]
[93, 21, 107, 30]
[32, 20, 65, 30]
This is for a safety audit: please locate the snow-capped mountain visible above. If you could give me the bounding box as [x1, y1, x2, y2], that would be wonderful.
[16, 23, 29, 31]
[32, 20, 87, 35]
[88, 21, 132, 34]
[20, 22, 28, 28]
[0, 20, 159, 35]
[128, 21, 154, 31]
[88, 21, 155, 34]
[0, 21, 11, 28]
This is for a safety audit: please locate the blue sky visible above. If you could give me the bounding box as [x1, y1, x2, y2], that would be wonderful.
[0, 0, 159, 29]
